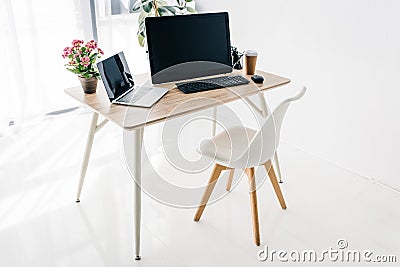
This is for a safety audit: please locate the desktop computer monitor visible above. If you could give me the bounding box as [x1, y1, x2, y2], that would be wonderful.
[145, 12, 232, 84]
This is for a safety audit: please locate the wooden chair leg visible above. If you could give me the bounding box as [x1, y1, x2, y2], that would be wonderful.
[244, 168, 260, 246]
[264, 161, 287, 210]
[194, 164, 227, 221]
[226, 169, 235, 191]
[274, 151, 283, 183]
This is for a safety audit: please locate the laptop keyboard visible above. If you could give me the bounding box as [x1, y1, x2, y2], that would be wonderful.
[117, 86, 152, 104]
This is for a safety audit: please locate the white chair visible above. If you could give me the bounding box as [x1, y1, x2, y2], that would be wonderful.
[194, 86, 307, 246]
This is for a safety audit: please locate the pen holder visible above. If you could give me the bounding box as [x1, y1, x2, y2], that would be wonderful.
[231, 46, 244, 70]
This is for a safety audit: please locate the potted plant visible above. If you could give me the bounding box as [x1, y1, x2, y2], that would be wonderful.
[132, 0, 197, 47]
[62, 39, 104, 94]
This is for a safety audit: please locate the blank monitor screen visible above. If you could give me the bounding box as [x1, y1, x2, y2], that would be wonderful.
[145, 12, 232, 84]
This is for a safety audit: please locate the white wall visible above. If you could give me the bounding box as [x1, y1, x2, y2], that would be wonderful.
[198, 0, 400, 190]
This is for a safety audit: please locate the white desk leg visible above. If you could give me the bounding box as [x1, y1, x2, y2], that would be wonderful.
[258, 92, 268, 118]
[133, 128, 144, 260]
[76, 112, 99, 203]
[211, 107, 217, 136]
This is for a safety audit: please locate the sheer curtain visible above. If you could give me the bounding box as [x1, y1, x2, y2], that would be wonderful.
[95, 0, 149, 74]
[0, 0, 149, 136]
[0, 0, 86, 136]
[0, 0, 194, 136]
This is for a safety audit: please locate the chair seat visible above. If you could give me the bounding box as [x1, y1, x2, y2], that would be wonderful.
[199, 126, 257, 164]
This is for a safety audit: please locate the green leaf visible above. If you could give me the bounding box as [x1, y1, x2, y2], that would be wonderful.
[83, 73, 92, 79]
[142, 1, 153, 12]
[141, 0, 153, 6]
[90, 52, 98, 59]
[138, 31, 146, 47]
[157, 6, 172, 16]
[138, 19, 145, 33]
[138, 10, 148, 24]
[185, 0, 193, 2]
[157, 0, 168, 6]
[132, 0, 142, 12]
[187, 6, 196, 13]
[66, 68, 82, 75]
[163, 5, 177, 14]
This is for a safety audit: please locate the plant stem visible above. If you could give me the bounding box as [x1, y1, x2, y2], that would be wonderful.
[153, 0, 159, 17]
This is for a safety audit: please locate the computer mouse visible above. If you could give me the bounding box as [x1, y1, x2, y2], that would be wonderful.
[251, 75, 264, 84]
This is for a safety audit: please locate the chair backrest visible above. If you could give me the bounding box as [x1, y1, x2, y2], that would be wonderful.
[232, 86, 307, 168]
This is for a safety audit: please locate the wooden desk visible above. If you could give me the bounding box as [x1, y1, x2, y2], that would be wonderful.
[65, 70, 290, 260]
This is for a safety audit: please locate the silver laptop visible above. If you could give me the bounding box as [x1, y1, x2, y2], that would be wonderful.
[97, 52, 168, 108]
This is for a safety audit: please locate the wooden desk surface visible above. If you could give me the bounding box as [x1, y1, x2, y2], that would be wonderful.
[65, 70, 290, 130]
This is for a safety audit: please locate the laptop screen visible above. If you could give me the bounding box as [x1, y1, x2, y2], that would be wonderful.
[97, 52, 134, 101]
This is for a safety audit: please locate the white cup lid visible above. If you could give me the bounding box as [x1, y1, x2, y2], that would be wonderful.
[245, 50, 258, 56]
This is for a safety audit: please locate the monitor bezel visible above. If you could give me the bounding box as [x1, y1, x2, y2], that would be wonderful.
[145, 12, 232, 84]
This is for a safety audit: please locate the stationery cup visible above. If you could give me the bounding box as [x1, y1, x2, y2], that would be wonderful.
[245, 50, 258, 75]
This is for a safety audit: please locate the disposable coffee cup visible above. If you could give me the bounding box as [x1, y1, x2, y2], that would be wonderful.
[245, 50, 258, 75]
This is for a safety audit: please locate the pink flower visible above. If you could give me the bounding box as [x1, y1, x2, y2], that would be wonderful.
[72, 39, 84, 47]
[62, 46, 71, 58]
[63, 39, 103, 75]
[81, 56, 90, 67]
[85, 40, 97, 50]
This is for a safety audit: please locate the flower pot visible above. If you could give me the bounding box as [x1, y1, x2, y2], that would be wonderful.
[79, 76, 98, 94]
